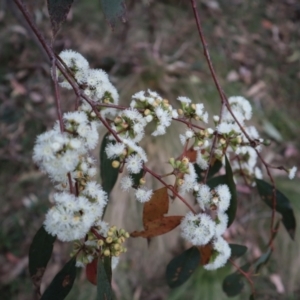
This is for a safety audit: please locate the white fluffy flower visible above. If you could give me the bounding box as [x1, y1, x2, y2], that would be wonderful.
[179, 163, 197, 195]
[59, 50, 89, 71]
[217, 122, 239, 135]
[254, 167, 263, 179]
[121, 139, 148, 162]
[154, 107, 172, 128]
[44, 195, 97, 242]
[135, 187, 153, 203]
[145, 115, 153, 123]
[126, 154, 143, 174]
[214, 184, 231, 212]
[180, 212, 216, 246]
[221, 96, 252, 125]
[177, 96, 192, 104]
[60, 150, 80, 172]
[203, 236, 231, 270]
[120, 176, 133, 191]
[64, 111, 88, 126]
[196, 184, 211, 210]
[105, 142, 125, 159]
[196, 151, 209, 170]
[179, 134, 187, 145]
[77, 121, 99, 150]
[82, 181, 108, 209]
[215, 212, 228, 236]
[172, 109, 179, 118]
[185, 130, 194, 139]
[132, 91, 146, 101]
[95, 220, 109, 236]
[152, 124, 166, 136]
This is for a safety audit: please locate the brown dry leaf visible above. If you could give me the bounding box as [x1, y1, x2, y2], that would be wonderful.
[131, 216, 183, 238]
[143, 187, 169, 227]
[184, 147, 197, 163]
[199, 244, 213, 265]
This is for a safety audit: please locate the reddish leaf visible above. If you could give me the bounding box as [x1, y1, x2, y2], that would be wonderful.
[86, 259, 98, 285]
[143, 187, 169, 227]
[131, 216, 183, 238]
[198, 244, 213, 265]
[184, 147, 197, 163]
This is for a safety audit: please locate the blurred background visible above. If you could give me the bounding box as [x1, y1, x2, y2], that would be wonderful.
[0, 0, 300, 299]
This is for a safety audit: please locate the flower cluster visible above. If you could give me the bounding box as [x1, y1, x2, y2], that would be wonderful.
[55, 50, 119, 117]
[34, 50, 125, 268]
[34, 49, 297, 274]
[180, 183, 232, 270]
[33, 107, 108, 244]
[131, 90, 175, 136]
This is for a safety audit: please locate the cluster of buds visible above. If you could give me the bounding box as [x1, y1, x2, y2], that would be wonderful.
[70, 225, 130, 267]
[177, 96, 209, 123]
[169, 157, 190, 175]
[97, 226, 129, 257]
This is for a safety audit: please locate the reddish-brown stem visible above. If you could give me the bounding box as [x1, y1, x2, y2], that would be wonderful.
[229, 258, 255, 294]
[51, 59, 64, 132]
[189, 0, 226, 105]
[173, 117, 205, 130]
[143, 165, 196, 214]
[203, 103, 225, 183]
[13, 0, 53, 60]
[81, 97, 122, 142]
[91, 228, 105, 240]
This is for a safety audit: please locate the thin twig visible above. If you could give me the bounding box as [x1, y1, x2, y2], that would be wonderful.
[144, 165, 196, 214]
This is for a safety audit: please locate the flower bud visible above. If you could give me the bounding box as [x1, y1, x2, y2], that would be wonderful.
[97, 240, 104, 246]
[177, 108, 184, 115]
[144, 109, 151, 116]
[181, 157, 189, 165]
[103, 249, 110, 256]
[106, 237, 113, 244]
[112, 160, 120, 168]
[114, 244, 120, 250]
[139, 178, 146, 185]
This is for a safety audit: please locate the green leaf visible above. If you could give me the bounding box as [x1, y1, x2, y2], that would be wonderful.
[222, 263, 250, 297]
[29, 226, 56, 291]
[207, 156, 237, 227]
[253, 247, 272, 273]
[166, 247, 200, 289]
[229, 244, 247, 260]
[97, 257, 113, 300]
[256, 179, 296, 240]
[223, 273, 244, 297]
[208, 158, 223, 179]
[100, 133, 120, 196]
[47, 0, 74, 37]
[41, 257, 76, 300]
[101, 0, 127, 28]
[103, 256, 112, 285]
[194, 158, 223, 181]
